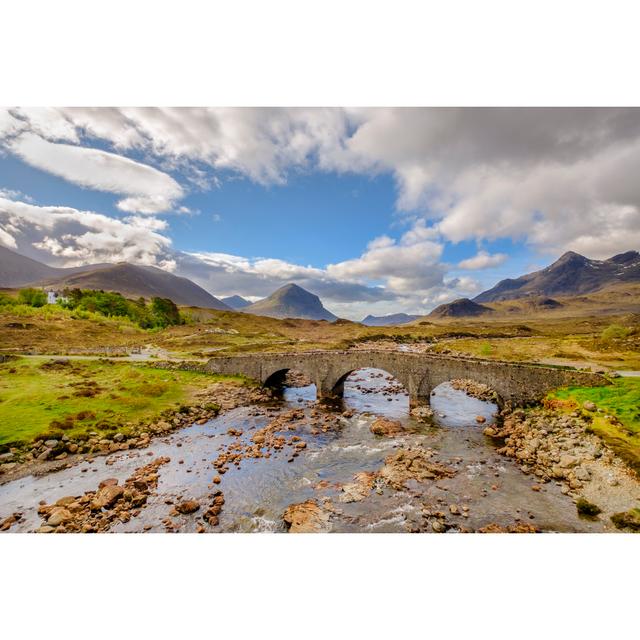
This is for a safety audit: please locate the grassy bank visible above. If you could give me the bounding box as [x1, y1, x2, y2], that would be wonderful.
[549, 377, 640, 472]
[0, 357, 244, 448]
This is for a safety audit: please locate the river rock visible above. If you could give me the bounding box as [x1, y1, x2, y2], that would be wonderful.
[283, 499, 331, 533]
[370, 417, 404, 437]
[410, 406, 434, 423]
[582, 401, 597, 412]
[47, 507, 72, 526]
[176, 500, 200, 514]
[559, 454, 578, 469]
[431, 520, 446, 532]
[379, 448, 456, 489]
[339, 472, 377, 503]
[92, 484, 125, 509]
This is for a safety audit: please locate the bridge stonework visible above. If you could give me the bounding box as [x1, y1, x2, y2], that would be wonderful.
[204, 350, 608, 407]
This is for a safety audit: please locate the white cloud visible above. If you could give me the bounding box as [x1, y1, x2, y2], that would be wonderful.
[0, 110, 23, 139]
[327, 221, 444, 294]
[0, 196, 174, 267]
[6, 107, 640, 256]
[8, 133, 184, 214]
[0, 224, 17, 248]
[457, 250, 507, 270]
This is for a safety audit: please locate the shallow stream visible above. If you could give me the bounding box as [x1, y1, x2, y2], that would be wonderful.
[0, 369, 604, 532]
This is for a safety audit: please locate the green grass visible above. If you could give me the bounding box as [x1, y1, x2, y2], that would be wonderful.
[0, 357, 244, 448]
[549, 378, 640, 472]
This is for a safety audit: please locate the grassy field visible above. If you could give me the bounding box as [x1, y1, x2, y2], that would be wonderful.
[436, 332, 640, 370]
[0, 357, 244, 448]
[549, 377, 640, 471]
[1, 294, 638, 373]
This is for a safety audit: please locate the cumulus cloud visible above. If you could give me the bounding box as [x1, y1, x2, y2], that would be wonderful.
[7, 133, 184, 214]
[341, 108, 640, 257]
[326, 222, 445, 295]
[457, 250, 508, 270]
[0, 196, 174, 267]
[5, 107, 640, 256]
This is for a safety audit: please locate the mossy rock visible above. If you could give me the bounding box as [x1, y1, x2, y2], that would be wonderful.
[576, 497, 602, 518]
[611, 508, 640, 532]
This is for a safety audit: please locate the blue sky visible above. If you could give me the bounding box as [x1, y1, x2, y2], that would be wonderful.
[1, 108, 638, 318]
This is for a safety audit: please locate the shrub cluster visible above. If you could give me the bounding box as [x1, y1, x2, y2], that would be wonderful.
[60, 289, 183, 329]
[1, 287, 183, 329]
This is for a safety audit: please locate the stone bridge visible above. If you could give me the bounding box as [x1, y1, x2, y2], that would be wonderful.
[205, 350, 608, 407]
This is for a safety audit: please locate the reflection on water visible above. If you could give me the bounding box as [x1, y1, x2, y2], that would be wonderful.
[0, 368, 605, 533]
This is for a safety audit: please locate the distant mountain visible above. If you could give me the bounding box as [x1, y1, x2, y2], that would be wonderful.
[361, 313, 421, 326]
[244, 283, 337, 321]
[221, 295, 252, 310]
[475, 250, 640, 302]
[0, 245, 104, 287]
[0, 247, 230, 309]
[429, 297, 493, 318]
[39, 263, 231, 309]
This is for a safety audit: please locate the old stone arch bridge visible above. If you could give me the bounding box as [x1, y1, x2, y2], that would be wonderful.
[205, 350, 607, 407]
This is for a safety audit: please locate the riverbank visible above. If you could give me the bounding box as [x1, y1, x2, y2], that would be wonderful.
[485, 404, 640, 530]
[0, 356, 269, 485]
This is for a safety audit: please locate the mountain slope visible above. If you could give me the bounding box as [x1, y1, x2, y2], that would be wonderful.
[244, 283, 337, 321]
[221, 295, 252, 310]
[40, 263, 231, 309]
[361, 313, 421, 326]
[429, 298, 493, 318]
[475, 250, 640, 302]
[0, 245, 58, 286]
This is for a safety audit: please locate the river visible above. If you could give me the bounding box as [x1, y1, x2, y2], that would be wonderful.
[0, 368, 606, 532]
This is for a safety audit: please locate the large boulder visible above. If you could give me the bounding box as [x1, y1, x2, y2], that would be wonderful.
[339, 472, 377, 503]
[92, 484, 124, 510]
[176, 500, 200, 514]
[370, 418, 404, 437]
[379, 448, 456, 489]
[47, 507, 72, 527]
[283, 499, 331, 533]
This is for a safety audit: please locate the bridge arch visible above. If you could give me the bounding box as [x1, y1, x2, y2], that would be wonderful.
[324, 365, 416, 403]
[429, 377, 504, 409]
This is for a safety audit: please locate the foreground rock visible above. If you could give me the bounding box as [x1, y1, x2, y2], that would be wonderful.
[339, 472, 377, 503]
[611, 508, 640, 532]
[370, 417, 404, 437]
[378, 447, 456, 490]
[36, 457, 170, 533]
[283, 499, 332, 532]
[176, 500, 200, 515]
[0, 512, 23, 531]
[203, 491, 225, 526]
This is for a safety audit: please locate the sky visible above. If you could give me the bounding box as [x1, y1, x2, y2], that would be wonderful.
[1, 107, 639, 320]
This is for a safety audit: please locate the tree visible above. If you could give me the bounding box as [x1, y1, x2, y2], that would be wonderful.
[18, 288, 47, 307]
[150, 297, 181, 327]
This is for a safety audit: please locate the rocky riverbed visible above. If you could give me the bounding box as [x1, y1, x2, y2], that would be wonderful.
[1, 368, 638, 533]
[484, 402, 640, 527]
